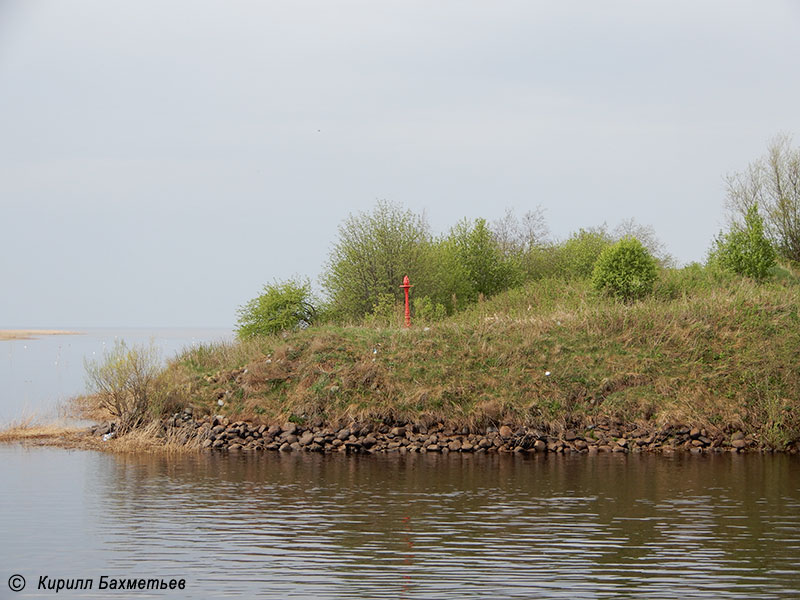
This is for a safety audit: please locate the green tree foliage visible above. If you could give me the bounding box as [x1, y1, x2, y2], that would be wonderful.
[413, 237, 472, 314]
[558, 227, 613, 278]
[725, 134, 800, 263]
[236, 279, 317, 338]
[448, 217, 520, 301]
[592, 237, 657, 301]
[413, 295, 447, 323]
[323, 201, 430, 319]
[363, 292, 398, 327]
[709, 203, 776, 281]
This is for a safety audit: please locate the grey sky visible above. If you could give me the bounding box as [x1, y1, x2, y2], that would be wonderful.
[2, 0, 799, 328]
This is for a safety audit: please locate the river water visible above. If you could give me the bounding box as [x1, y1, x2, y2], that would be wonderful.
[1, 330, 799, 599]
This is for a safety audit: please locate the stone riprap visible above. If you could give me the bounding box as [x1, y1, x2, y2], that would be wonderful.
[91, 410, 799, 454]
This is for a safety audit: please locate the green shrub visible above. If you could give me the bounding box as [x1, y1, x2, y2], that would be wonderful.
[448, 217, 521, 301]
[652, 263, 718, 301]
[592, 237, 657, 301]
[771, 263, 800, 286]
[364, 293, 399, 327]
[236, 279, 317, 338]
[84, 341, 162, 432]
[558, 227, 613, 278]
[516, 244, 563, 280]
[413, 295, 447, 323]
[709, 203, 776, 281]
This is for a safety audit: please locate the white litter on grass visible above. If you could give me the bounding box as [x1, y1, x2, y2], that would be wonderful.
[102, 432, 115, 442]
[545, 371, 551, 376]
[218, 399, 225, 406]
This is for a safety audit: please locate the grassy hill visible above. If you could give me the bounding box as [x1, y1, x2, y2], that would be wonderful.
[162, 268, 800, 448]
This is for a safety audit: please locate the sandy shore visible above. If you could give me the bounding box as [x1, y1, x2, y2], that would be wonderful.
[0, 329, 82, 341]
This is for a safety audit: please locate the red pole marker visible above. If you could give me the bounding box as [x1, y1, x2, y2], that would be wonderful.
[399, 275, 413, 327]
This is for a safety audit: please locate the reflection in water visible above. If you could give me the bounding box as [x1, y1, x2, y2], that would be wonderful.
[2, 448, 798, 599]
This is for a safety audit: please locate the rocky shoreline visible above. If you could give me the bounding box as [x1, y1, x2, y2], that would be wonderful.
[91, 408, 800, 455]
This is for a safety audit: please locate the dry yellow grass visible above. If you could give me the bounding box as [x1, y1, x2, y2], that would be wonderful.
[100, 422, 202, 454]
[0, 329, 82, 341]
[0, 419, 201, 454]
[0, 419, 87, 446]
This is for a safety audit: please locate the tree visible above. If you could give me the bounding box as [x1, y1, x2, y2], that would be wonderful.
[415, 236, 471, 314]
[592, 237, 657, 301]
[709, 203, 776, 281]
[449, 217, 519, 300]
[322, 201, 430, 319]
[725, 134, 800, 262]
[490, 206, 549, 257]
[236, 279, 317, 338]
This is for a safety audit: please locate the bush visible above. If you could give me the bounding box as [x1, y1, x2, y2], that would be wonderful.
[412, 236, 471, 315]
[413, 295, 447, 323]
[612, 218, 674, 267]
[84, 341, 161, 432]
[517, 244, 563, 280]
[448, 217, 521, 301]
[364, 293, 399, 327]
[558, 227, 613, 278]
[236, 279, 317, 338]
[653, 263, 715, 301]
[592, 237, 657, 301]
[709, 203, 776, 281]
[322, 201, 430, 319]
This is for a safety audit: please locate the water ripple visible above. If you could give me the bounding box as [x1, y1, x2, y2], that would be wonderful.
[1, 448, 799, 599]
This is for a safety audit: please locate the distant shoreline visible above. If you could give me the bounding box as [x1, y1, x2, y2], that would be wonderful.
[0, 329, 82, 341]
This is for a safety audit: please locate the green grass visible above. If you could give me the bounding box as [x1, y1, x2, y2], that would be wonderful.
[161, 267, 800, 448]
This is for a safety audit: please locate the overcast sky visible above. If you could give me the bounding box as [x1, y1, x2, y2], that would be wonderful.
[2, 0, 799, 328]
